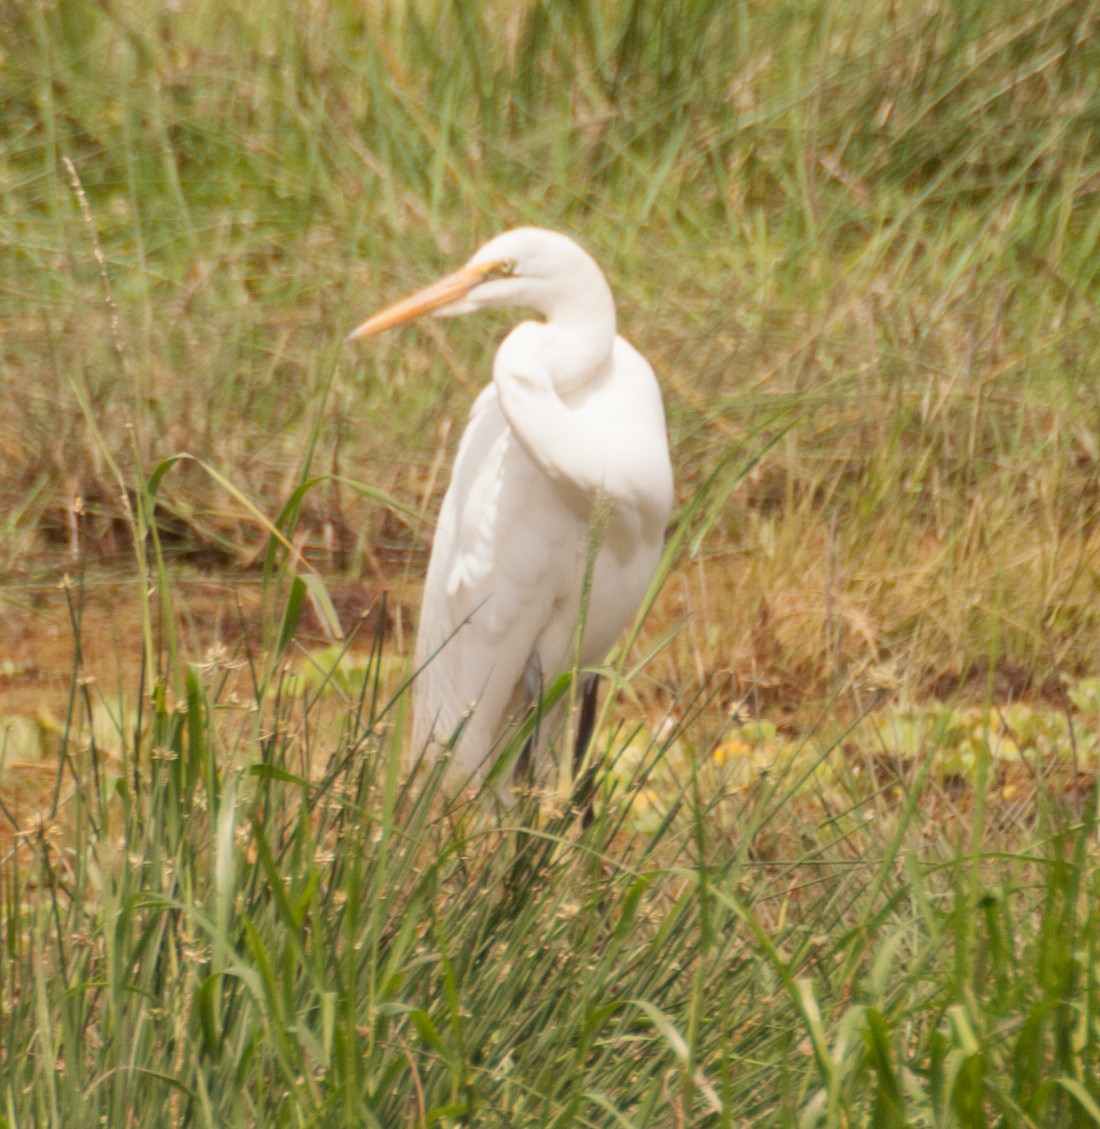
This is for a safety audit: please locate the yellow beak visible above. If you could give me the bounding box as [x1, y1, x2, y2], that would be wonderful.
[346, 260, 499, 342]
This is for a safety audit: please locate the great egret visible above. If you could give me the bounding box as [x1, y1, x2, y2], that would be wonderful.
[348, 228, 673, 796]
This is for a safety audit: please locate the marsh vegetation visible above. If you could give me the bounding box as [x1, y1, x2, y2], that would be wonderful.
[1, 0, 1099, 1124]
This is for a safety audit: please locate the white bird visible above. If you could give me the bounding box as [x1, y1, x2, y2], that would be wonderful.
[348, 228, 673, 797]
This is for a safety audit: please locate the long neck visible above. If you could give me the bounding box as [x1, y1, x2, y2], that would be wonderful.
[543, 316, 616, 395]
[528, 277, 617, 395]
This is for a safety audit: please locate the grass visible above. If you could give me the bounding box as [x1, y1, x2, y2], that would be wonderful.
[2, 0, 1099, 705]
[2, 0, 1100, 1123]
[2, 618, 1099, 1126]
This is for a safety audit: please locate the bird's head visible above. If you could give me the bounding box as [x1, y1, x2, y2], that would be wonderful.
[347, 227, 613, 342]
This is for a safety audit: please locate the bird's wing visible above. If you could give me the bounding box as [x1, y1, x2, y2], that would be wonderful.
[412, 386, 581, 774]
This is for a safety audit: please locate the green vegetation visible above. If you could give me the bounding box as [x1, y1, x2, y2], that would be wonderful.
[4, 648, 1100, 1127]
[3, 0, 1099, 700]
[2, 0, 1099, 1124]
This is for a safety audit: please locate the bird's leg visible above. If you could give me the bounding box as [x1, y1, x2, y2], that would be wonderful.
[503, 654, 548, 898]
[515, 653, 543, 790]
[572, 674, 600, 828]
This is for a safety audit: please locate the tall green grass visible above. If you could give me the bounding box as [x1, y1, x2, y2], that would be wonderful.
[2, 575, 1098, 1125]
[3, 0, 1099, 701]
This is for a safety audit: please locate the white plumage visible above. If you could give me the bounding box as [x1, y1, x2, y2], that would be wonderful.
[349, 228, 673, 793]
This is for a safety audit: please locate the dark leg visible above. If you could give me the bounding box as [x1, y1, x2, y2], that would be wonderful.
[573, 675, 600, 827]
[515, 653, 543, 788]
[498, 673, 599, 937]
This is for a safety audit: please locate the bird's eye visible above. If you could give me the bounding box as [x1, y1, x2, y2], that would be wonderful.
[495, 260, 516, 278]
